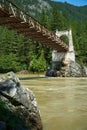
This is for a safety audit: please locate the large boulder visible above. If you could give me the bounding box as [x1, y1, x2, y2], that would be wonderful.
[0, 72, 43, 130]
[65, 62, 87, 77]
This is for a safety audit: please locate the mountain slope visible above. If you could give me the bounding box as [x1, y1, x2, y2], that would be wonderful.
[56, 2, 87, 22]
[12, 0, 51, 17]
[12, 0, 87, 22]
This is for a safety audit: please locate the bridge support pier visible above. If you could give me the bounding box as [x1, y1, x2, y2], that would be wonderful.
[46, 29, 76, 77]
[52, 50, 65, 71]
[46, 50, 66, 77]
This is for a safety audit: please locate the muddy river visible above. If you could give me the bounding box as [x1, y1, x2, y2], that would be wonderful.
[21, 77, 87, 130]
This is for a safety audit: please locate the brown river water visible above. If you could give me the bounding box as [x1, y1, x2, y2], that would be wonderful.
[21, 77, 87, 130]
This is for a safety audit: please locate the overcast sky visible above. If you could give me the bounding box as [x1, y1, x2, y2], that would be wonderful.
[52, 0, 87, 6]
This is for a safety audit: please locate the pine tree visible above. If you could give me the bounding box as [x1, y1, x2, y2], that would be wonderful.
[39, 9, 48, 28]
[50, 4, 67, 31]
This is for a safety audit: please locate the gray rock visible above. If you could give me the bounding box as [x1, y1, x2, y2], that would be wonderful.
[46, 61, 87, 77]
[0, 72, 43, 130]
[83, 66, 87, 76]
[65, 62, 87, 77]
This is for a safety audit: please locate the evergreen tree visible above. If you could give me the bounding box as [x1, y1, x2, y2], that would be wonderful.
[39, 9, 48, 28]
[50, 4, 67, 31]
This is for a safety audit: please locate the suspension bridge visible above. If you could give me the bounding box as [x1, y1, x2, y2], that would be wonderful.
[0, 0, 68, 52]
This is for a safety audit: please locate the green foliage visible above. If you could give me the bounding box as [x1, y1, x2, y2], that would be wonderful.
[50, 4, 68, 31]
[30, 51, 47, 73]
[0, 54, 24, 72]
[37, 50, 47, 72]
[60, 35, 69, 45]
[0, 25, 49, 73]
[39, 9, 48, 28]
[71, 20, 87, 65]
[29, 56, 38, 72]
[54, 2, 87, 23]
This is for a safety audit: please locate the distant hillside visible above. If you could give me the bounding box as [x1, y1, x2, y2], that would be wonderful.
[12, 0, 87, 22]
[55, 2, 87, 22]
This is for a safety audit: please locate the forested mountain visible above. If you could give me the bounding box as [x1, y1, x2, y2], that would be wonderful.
[12, 0, 51, 17]
[0, 0, 87, 73]
[53, 2, 87, 22]
[13, 0, 87, 22]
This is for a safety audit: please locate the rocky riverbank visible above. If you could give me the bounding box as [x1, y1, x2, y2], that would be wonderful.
[0, 72, 43, 130]
[46, 61, 87, 77]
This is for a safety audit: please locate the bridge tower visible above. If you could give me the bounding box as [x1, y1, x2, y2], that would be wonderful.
[46, 29, 75, 76]
[52, 29, 75, 66]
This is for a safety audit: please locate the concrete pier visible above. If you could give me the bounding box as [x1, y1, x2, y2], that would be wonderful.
[46, 29, 76, 77]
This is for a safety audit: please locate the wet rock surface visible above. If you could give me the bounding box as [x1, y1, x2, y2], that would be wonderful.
[0, 72, 43, 130]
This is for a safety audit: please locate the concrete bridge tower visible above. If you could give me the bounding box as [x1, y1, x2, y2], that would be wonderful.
[52, 29, 75, 64]
[46, 29, 75, 76]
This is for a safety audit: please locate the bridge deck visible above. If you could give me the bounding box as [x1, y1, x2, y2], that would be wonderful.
[0, 0, 68, 52]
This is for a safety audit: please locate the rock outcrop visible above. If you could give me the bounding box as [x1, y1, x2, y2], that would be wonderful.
[0, 72, 43, 130]
[46, 61, 87, 77]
